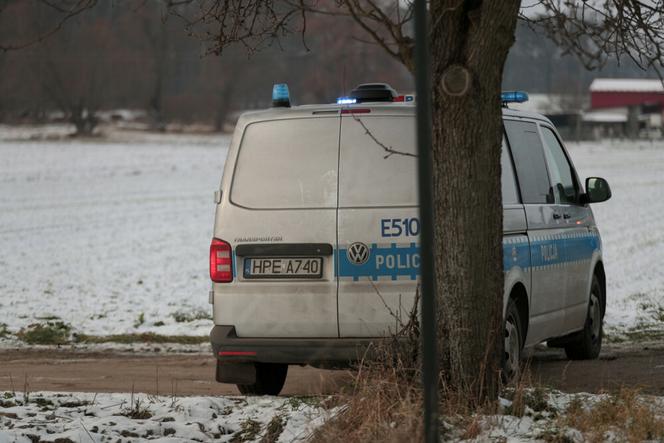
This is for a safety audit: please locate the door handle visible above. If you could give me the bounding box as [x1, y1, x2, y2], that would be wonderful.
[552, 213, 561, 219]
[563, 213, 571, 219]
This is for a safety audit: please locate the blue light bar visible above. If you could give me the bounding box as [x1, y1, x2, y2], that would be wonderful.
[501, 91, 529, 104]
[272, 83, 291, 107]
[337, 97, 357, 105]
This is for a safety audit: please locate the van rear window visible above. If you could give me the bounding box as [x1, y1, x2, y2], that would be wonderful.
[231, 118, 339, 209]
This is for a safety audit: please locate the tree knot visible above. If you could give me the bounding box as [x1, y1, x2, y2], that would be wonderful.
[440, 64, 471, 97]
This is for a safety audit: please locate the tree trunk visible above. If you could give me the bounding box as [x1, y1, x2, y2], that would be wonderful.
[215, 79, 236, 132]
[149, 73, 165, 132]
[430, 1, 520, 403]
[70, 104, 98, 136]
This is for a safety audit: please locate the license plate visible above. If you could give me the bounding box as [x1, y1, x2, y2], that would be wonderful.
[243, 257, 323, 279]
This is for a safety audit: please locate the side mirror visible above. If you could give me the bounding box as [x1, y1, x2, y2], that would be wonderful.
[584, 177, 611, 204]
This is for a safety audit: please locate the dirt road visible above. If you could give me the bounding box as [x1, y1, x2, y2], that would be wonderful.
[0, 348, 353, 396]
[528, 343, 664, 395]
[1, 343, 663, 396]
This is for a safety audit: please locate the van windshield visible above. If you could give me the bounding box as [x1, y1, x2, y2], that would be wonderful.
[231, 118, 339, 209]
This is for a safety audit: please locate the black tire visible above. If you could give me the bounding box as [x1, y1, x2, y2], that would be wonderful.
[565, 275, 603, 360]
[502, 298, 524, 383]
[237, 363, 288, 396]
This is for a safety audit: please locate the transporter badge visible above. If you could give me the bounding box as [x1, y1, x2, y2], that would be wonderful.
[347, 242, 370, 265]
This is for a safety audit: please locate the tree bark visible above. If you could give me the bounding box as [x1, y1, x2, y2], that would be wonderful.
[430, 0, 520, 403]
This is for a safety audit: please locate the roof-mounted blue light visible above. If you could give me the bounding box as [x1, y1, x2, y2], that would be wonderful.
[501, 91, 529, 104]
[337, 97, 357, 105]
[272, 83, 291, 108]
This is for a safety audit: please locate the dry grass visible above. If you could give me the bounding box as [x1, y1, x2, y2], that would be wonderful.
[314, 347, 664, 443]
[502, 361, 552, 418]
[313, 360, 424, 442]
[16, 321, 72, 344]
[73, 332, 208, 344]
[311, 286, 505, 442]
[561, 388, 664, 443]
[311, 338, 501, 442]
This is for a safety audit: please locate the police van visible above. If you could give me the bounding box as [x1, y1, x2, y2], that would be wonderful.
[209, 83, 611, 395]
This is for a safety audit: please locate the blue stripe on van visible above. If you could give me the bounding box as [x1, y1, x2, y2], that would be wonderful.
[503, 241, 531, 271]
[337, 242, 420, 281]
[336, 232, 599, 279]
[567, 233, 600, 263]
[528, 233, 599, 269]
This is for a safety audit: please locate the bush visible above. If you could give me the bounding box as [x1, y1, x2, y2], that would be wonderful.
[17, 321, 72, 345]
[134, 312, 145, 328]
[171, 310, 211, 323]
[0, 323, 10, 339]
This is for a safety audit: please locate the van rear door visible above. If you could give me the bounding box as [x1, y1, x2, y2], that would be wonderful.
[337, 112, 419, 337]
[214, 116, 340, 338]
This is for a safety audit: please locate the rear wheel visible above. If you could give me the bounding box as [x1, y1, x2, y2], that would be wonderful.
[237, 363, 288, 396]
[502, 299, 524, 383]
[565, 275, 603, 360]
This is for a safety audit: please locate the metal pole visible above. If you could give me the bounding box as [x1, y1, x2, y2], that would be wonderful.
[413, 1, 439, 442]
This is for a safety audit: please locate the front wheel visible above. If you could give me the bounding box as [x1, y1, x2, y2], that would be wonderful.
[237, 363, 288, 396]
[565, 275, 603, 360]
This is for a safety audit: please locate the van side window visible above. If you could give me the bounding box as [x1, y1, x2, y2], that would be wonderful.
[540, 126, 578, 205]
[504, 120, 552, 204]
[501, 137, 519, 204]
[231, 118, 339, 209]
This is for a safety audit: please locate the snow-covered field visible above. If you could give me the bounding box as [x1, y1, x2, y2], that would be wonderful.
[1, 126, 663, 340]
[0, 391, 334, 442]
[567, 140, 664, 335]
[0, 128, 227, 338]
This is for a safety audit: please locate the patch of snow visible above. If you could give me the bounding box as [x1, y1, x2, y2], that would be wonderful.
[589, 78, 664, 93]
[582, 109, 629, 123]
[0, 124, 76, 141]
[96, 109, 149, 122]
[0, 336, 211, 354]
[452, 389, 663, 442]
[0, 391, 337, 442]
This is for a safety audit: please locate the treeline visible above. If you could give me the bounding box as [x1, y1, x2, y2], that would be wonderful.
[0, 3, 655, 134]
[0, 1, 411, 133]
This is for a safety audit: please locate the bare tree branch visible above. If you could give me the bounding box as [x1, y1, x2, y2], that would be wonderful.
[351, 113, 417, 159]
[0, 0, 97, 52]
[521, 1, 664, 77]
[165, 0, 415, 68]
[168, 0, 664, 83]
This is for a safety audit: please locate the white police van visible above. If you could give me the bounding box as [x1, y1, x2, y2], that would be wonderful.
[209, 83, 611, 395]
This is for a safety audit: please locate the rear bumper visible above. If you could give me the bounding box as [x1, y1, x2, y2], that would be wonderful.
[210, 325, 379, 365]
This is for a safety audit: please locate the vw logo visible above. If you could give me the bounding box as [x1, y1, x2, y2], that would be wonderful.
[347, 242, 370, 265]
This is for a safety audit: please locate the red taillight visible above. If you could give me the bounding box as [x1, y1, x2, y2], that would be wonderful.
[393, 95, 414, 102]
[210, 238, 233, 283]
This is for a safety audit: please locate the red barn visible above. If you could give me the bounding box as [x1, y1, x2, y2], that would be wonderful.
[590, 78, 664, 109]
